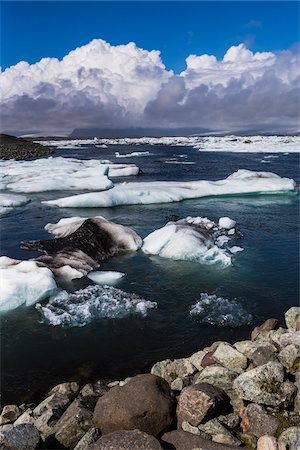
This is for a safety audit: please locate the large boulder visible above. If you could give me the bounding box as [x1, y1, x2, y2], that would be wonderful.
[0, 423, 40, 450]
[233, 362, 296, 407]
[212, 343, 248, 372]
[87, 429, 162, 449]
[251, 319, 279, 341]
[177, 383, 230, 428]
[161, 430, 240, 449]
[54, 399, 94, 448]
[241, 404, 281, 438]
[194, 366, 239, 394]
[151, 358, 196, 384]
[0, 405, 22, 426]
[285, 307, 300, 331]
[93, 374, 175, 436]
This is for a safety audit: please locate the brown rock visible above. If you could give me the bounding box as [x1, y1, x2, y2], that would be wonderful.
[201, 351, 217, 368]
[93, 374, 175, 436]
[177, 383, 230, 428]
[161, 430, 239, 449]
[252, 319, 279, 341]
[257, 436, 278, 450]
[242, 404, 281, 437]
[87, 429, 162, 449]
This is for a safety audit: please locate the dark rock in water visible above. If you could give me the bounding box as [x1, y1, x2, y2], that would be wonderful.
[177, 383, 231, 428]
[161, 430, 239, 449]
[0, 134, 54, 160]
[21, 217, 142, 279]
[87, 429, 162, 449]
[244, 139, 253, 144]
[93, 374, 176, 436]
[0, 423, 40, 450]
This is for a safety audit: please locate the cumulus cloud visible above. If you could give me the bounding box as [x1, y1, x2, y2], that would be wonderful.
[0, 39, 299, 134]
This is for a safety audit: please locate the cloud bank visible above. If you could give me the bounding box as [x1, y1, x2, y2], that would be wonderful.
[1, 39, 299, 134]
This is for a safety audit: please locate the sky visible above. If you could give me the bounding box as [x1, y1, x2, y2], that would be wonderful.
[1, 1, 300, 135]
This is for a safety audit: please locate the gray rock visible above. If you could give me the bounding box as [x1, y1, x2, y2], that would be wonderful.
[177, 383, 230, 427]
[251, 319, 279, 341]
[278, 426, 300, 450]
[161, 430, 240, 449]
[93, 374, 175, 436]
[251, 346, 278, 367]
[294, 371, 300, 413]
[285, 307, 300, 331]
[233, 341, 258, 359]
[0, 406, 21, 426]
[87, 429, 162, 449]
[181, 421, 201, 436]
[278, 344, 300, 369]
[254, 329, 288, 347]
[150, 359, 172, 379]
[233, 362, 296, 406]
[48, 381, 80, 398]
[151, 358, 196, 384]
[31, 392, 70, 439]
[189, 350, 206, 371]
[219, 414, 240, 430]
[257, 436, 278, 450]
[279, 331, 300, 348]
[171, 377, 191, 391]
[74, 427, 101, 450]
[243, 404, 281, 438]
[212, 343, 248, 372]
[54, 398, 93, 448]
[0, 423, 40, 450]
[194, 366, 239, 394]
[198, 418, 241, 446]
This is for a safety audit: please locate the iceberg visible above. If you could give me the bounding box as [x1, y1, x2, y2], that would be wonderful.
[0, 157, 140, 193]
[87, 271, 125, 285]
[44, 170, 296, 208]
[0, 256, 58, 312]
[190, 293, 252, 327]
[142, 216, 242, 267]
[36, 285, 157, 327]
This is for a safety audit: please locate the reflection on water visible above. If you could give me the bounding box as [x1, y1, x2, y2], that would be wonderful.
[0, 146, 299, 404]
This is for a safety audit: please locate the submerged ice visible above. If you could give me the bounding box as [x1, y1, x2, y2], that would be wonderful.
[142, 216, 240, 267]
[36, 285, 157, 327]
[190, 293, 252, 326]
[44, 170, 295, 208]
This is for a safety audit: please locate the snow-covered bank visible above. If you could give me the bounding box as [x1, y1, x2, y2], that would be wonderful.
[44, 170, 296, 208]
[0, 157, 140, 193]
[38, 135, 300, 153]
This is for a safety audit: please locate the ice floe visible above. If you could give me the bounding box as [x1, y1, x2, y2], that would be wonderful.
[190, 293, 252, 326]
[0, 157, 140, 193]
[0, 256, 58, 312]
[36, 285, 157, 327]
[142, 216, 240, 267]
[0, 194, 30, 217]
[87, 271, 125, 285]
[38, 135, 300, 153]
[22, 216, 143, 280]
[218, 217, 236, 230]
[115, 151, 153, 158]
[44, 170, 296, 208]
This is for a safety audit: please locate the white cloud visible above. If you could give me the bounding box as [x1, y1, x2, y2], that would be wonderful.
[0, 39, 299, 134]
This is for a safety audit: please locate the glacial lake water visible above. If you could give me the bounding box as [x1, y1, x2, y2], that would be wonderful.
[1, 144, 299, 405]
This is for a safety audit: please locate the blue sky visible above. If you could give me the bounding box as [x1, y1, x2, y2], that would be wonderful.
[1, 1, 299, 72]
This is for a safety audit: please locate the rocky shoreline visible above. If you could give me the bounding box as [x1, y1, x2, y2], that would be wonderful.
[0, 134, 54, 160]
[1, 307, 299, 450]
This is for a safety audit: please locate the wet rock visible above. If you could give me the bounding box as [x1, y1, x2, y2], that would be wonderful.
[251, 346, 278, 367]
[93, 374, 175, 436]
[194, 366, 239, 394]
[242, 403, 281, 437]
[74, 427, 101, 450]
[0, 405, 21, 426]
[212, 343, 248, 372]
[285, 307, 300, 331]
[87, 429, 162, 449]
[278, 344, 300, 369]
[54, 398, 93, 448]
[257, 436, 278, 450]
[0, 423, 40, 450]
[251, 319, 279, 341]
[189, 350, 206, 371]
[48, 381, 80, 399]
[278, 426, 300, 450]
[161, 430, 239, 449]
[198, 418, 241, 446]
[177, 383, 230, 427]
[233, 362, 296, 407]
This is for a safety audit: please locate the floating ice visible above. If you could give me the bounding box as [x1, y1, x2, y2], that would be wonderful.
[0, 256, 58, 311]
[218, 217, 236, 230]
[87, 271, 125, 285]
[115, 151, 152, 158]
[44, 170, 295, 208]
[0, 194, 30, 217]
[39, 136, 300, 153]
[190, 293, 252, 326]
[142, 216, 242, 267]
[0, 157, 140, 193]
[36, 285, 157, 327]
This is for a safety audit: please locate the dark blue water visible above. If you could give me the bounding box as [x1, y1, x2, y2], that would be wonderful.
[1, 144, 299, 404]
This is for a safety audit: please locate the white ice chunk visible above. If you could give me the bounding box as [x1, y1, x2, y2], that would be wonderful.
[190, 293, 252, 326]
[218, 217, 236, 229]
[0, 193, 30, 207]
[36, 285, 157, 327]
[0, 256, 57, 311]
[229, 246, 244, 254]
[87, 271, 125, 285]
[115, 151, 152, 158]
[44, 170, 296, 208]
[108, 163, 140, 176]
